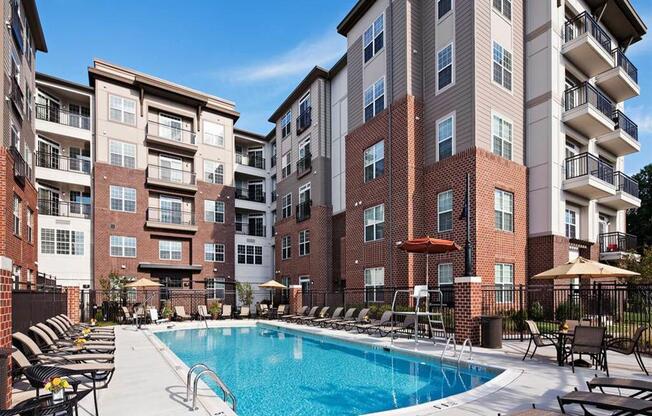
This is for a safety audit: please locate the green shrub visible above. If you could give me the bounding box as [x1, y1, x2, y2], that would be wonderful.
[208, 303, 222, 318]
[555, 301, 582, 322]
[529, 301, 544, 321]
[94, 310, 104, 322]
[161, 305, 173, 319]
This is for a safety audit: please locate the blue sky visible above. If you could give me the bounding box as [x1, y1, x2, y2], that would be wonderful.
[36, 0, 651, 175]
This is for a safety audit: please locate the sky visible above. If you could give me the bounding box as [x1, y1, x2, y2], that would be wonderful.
[36, 0, 651, 175]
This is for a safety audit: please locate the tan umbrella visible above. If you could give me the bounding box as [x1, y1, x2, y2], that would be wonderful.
[532, 256, 640, 280]
[124, 278, 163, 327]
[259, 280, 287, 306]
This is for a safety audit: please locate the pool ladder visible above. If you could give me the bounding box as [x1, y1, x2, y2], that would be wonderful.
[440, 337, 473, 366]
[186, 363, 237, 413]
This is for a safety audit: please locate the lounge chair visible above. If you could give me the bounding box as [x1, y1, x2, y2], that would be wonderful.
[45, 319, 114, 341]
[221, 304, 232, 319]
[13, 333, 114, 363]
[523, 320, 558, 360]
[291, 306, 318, 323]
[197, 305, 211, 320]
[355, 311, 393, 334]
[174, 306, 192, 321]
[281, 306, 308, 321]
[566, 326, 608, 376]
[34, 323, 114, 349]
[606, 324, 649, 376]
[121, 306, 136, 324]
[275, 304, 287, 319]
[257, 304, 270, 318]
[382, 315, 417, 338]
[338, 308, 370, 330]
[312, 307, 343, 327]
[52, 316, 113, 335]
[323, 308, 356, 328]
[58, 314, 114, 332]
[557, 390, 652, 415]
[588, 376, 652, 400]
[29, 326, 114, 356]
[299, 307, 329, 325]
[149, 308, 169, 324]
[237, 306, 250, 319]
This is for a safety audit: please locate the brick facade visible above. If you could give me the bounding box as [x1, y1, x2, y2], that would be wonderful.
[0, 263, 11, 409]
[331, 212, 346, 288]
[527, 235, 570, 277]
[65, 286, 81, 324]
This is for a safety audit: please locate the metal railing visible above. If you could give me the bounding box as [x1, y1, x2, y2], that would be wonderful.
[36, 151, 91, 174]
[147, 207, 195, 226]
[10, 146, 32, 182]
[146, 120, 196, 145]
[296, 107, 312, 135]
[38, 199, 91, 218]
[235, 223, 266, 237]
[235, 153, 265, 169]
[564, 152, 615, 185]
[235, 187, 265, 203]
[613, 110, 638, 141]
[147, 164, 196, 186]
[271, 191, 277, 202]
[10, 75, 24, 113]
[613, 171, 639, 197]
[564, 82, 614, 118]
[564, 11, 611, 53]
[35, 103, 91, 130]
[297, 152, 312, 176]
[599, 232, 638, 253]
[613, 49, 637, 83]
[296, 200, 312, 222]
[10, 0, 22, 51]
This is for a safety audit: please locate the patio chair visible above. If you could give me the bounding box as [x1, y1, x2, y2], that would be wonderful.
[355, 311, 393, 334]
[29, 326, 115, 357]
[257, 303, 270, 318]
[174, 306, 192, 321]
[275, 304, 287, 319]
[606, 324, 649, 376]
[567, 326, 609, 376]
[58, 314, 114, 333]
[557, 390, 652, 415]
[312, 307, 343, 326]
[54, 315, 114, 335]
[299, 307, 329, 325]
[34, 323, 114, 349]
[587, 376, 652, 400]
[522, 320, 558, 361]
[13, 332, 114, 365]
[237, 306, 250, 319]
[379, 314, 417, 337]
[45, 319, 114, 341]
[221, 304, 232, 319]
[121, 306, 135, 324]
[339, 308, 370, 330]
[291, 306, 318, 323]
[197, 305, 211, 320]
[149, 308, 169, 324]
[280, 306, 308, 321]
[323, 308, 356, 328]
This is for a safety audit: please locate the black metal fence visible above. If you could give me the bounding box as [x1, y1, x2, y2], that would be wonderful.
[12, 288, 67, 334]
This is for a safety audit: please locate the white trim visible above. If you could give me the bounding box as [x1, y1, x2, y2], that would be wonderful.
[436, 0, 454, 22]
[436, 42, 455, 94]
[436, 111, 456, 161]
[491, 41, 514, 94]
[491, 110, 514, 160]
[454, 276, 482, 284]
[362, 12, 386, 67]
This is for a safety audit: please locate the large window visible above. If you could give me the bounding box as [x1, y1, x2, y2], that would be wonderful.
[364, 204, 385, 242]
[437, 44, 454, 91]
[110, 186, 136, 212]
[492, 42, 512, 91]
[206, 278, 225, 300]
[492, 114, 513, 160]
[159, 240, 182, 260]
[364, 78, 385, 122]
[26, 208, 33, 243]
[13, 195, 21, 236]
[437, 190, 453, 232]
[299, 230, 310, 256]
[565, 208, 578, 239]
[438, 263, 454, 286]
[493, 0, 512, 20]
[495, 189, 514, 232]
[364, 141, 384, 182]
[109, 95, 136, 125]
[110, 236, 136, 257]
[437, 0, 453, 19]
[204, 121, 224, 147]
[204, 160, 224, 184]
[237, 244, 263, 265]
[109, 140, 136, 168]
[282, 193, 292, 219]
[41, 229, 83, 255]
[437, 114, 454, 160]
[204, 200, 225, 223]
[204, 243, 225, 262]
[281, 111, 292, 138]
[281, 152, 292, 178]
[495, 263, 514, 303]
[364, 267, 385, 303]
[281, 236, 291, 260]
[364, 15, 384, 63]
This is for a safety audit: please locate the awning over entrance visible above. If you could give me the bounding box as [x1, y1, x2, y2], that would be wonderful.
[138, 262, 203, 272]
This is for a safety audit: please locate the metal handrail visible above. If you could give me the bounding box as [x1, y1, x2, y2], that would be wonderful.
[296, 200, 312, 222]
[36, 151, 91, 174]
[457, 338, 473, 366]
[296, 107, 312, 135]
[188, 367, 237, 412]
[35, 103, 91, 130]
[613, 49, 637, 83]
[296, 152, 312, 175]
[613, 110, 638, 141]
[147, 164, 196, 185]
[564, 12, 611, 53]
[564, 152, 615, 185]
[146, 120, 196, 145]
[147, 207, 195, 225]
[563, 82, 614, 118]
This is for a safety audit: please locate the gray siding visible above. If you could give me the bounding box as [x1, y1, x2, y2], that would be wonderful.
[388, 0, 407, 102]
[347, 38, 364, 131]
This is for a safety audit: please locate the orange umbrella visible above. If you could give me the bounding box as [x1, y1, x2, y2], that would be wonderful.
[397, 237, 461, 286]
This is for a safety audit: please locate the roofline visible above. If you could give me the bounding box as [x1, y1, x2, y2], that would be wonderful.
[265, 128, 275, 141]
[234, 127, 267, 141]
[337, 0, 376, 36]
[615, 0, 647, 44]
[23, 0, 47, 52]
[267, 66, 330, 122]
[36, 72, 94, 94]
[329, 53, 347, 77]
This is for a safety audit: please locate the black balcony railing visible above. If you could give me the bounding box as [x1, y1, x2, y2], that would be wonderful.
[564, 152, 615, 185]
[147, 164, 196, 186]
[10, 146, 31, 182]
[564, 82, 614, 119]
[613, 171, 639, 198]
[296, 107, 312, 135]
[564, 12, 611, 53]
[38, 199, 91, 219]
[613, 110, 638, 141]
[10, 0, 22, 51]
[296, 200, 312, 222]
[271, 191, 277, 202]
[10, 73, 24, 115]
[235, 223, 266, 237]
[235, 153, 265, 169]
[36, 152, 91, 174]
[147, 207, 195, 226]
[296, 152, 312, 176]
[599, 232, 637, 253]
[613, 49, 638, 83]
[235, 187, 265, 203]
[35, 103, 91, 130]
[146, 121, 196, 145]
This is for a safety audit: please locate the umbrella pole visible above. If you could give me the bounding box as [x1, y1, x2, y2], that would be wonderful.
[426, 253, 429, 288]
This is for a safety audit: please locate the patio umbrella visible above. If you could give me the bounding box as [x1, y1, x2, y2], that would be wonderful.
[532, 256, 640, 280]
[124, 278, 163, 327]
[259, 279, 287, 306]
[397, 237, 461, 286]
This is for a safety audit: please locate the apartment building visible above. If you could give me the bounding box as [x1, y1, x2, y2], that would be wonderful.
[1, 0, 47, 289]
[34, 73, 94, 288]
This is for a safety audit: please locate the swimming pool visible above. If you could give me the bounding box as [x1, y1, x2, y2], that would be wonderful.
[155, 325, 499, 415]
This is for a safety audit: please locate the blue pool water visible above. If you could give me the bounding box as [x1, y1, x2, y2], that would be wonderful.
[156, 325, 497, 415]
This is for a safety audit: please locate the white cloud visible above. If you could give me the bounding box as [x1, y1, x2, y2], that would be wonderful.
[626, 104, 652, 134]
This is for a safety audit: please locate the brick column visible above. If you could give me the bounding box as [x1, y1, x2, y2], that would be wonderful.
[454, 276, 482, 346]
[65, 286, 81, 324]
[288, 285, 302, 314]
[0, 257, 13, 409]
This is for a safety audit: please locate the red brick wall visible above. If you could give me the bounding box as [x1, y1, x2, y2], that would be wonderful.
[331, 212, 346, 288]
[0, 266, 12, 409]
[65, 286, 81, 324]
[528, 234, 570, 278]
[454, 279, 482, 344]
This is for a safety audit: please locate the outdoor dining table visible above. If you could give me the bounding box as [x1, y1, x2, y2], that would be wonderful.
[553, 330, 573, 366]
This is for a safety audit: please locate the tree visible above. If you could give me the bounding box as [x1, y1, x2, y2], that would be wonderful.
[97, 271, 133, 302]
[236, 282, 253, 306]
[619, 248, 652, 284]
[627, 164, 652, 248]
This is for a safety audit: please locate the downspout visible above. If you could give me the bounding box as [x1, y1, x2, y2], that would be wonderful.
[387, 0, 395, 287]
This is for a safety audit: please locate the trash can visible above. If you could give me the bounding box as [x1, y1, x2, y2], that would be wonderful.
[481, 315, 502, 349]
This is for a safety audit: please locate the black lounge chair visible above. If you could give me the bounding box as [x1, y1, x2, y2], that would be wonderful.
[291, 306, 319, 323]
[382, 315, 417, 338]
[312, 307, 343, 327]
[587, 376, 652, 400]
[523, 320, 558, 361]
[557, 390, 652, 415]
[606, 324, 649, 376]
[355, 311, 393, 334]
[281, 306, 308, 321]
[299, 307, 329, 325]
[326, 308, 356, 329]
[339, 308, 370, 331]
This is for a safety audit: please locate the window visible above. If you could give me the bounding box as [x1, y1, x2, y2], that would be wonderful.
[110, 186, 136, 212]
[204, 243, 225, 262]
[281, 152, 292, 178]
[13, 195, 21, 236]
[364, 78, 385, 122]
[437, 190, 453, 232]
[159, 240, 182, 260]
[364, 141, 384, 182]
[437, 44, 454, 91]
[109, 95, 136, 125]
[204, 200, 225, 223]
[299, 230, 310, 256]
[565, 208, 578, 239]
[364, 204, 385, 242]
[282, 193, 292, 219]
[271, 142, 277, 167]
[41, 228, 55, 254]
[26, 208, 33, 243]
[109, 140, 136, 168]
[281, 111, 292, 138]
[493, 42, 512, 90]
[492, 114, 512, 159]
[495, 189, 514, 232]
[364, 267, 385, 303]
[281, 236, 291, 260]
[204, 160, 224, 184]
[40, 229, 83, 255]
[438, 263, 454, 286]
[363, 15, 384, 63]
[437, 115, 454, 160]
[495, 263, 514, 303]
[237, 244, 263, 265]
[110, 236, 137, 257]
[12, 266, 21, 288]
[493, 0, 511, 20]
[204, 121, 224, 147]
[206, 278, 225, 300]
[437, 0, 453, 19]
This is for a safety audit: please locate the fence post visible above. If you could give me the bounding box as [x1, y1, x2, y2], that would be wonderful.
[597, 283, 603, 327]
[519, 284, 524, 342]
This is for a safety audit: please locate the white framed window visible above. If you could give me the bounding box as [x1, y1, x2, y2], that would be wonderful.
[299, 182, 311, 203]
[206, 278, 225, 300]
[437, 190, 453, 232]
[495, 189, 514, 232]
[281, 152, 292, 178]
[565, 207, 578, 239]
[109, 140, 136, 168]
[493, 0, 512, 20]
[237, 244, 263, 264]
[364, 204, 385, 242]
[436, 114, 455, 160]
[110, 236, 136, 258]
[282, 193, 292, 219]
[40, 229, 84, 256]
[492, 114, 513, 160]
[281, 111, 292, 138]
[364, 14, 384, 63]
[26, 208, 33, 244]
[109, 94, 136, 125]
[438, 263, 454, 286]
[437, 43, 454, 92]
[299, 230, 310, 256]
[13, 195, 21, 236]
[364, 141, 384, 182]
[159, 240, 182, 260]
[437, 0, 453, 19]
[203, 121, 225, 147]
[41, 228, 55, 254]
[204, 243, 225, 262]
[364, 78, 385, 122]
[281, 236, 291, 260]
[492, 42, 512, 91]
[110, 185, 136, 212]
[204, 160, 224, 184]
[364, 267, 385, 303]
[204, 200, 225, 223]
[495, 263, 514, 303]
[299, 136, 311, 159]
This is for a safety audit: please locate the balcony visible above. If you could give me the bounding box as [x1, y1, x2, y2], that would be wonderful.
[296, 153, 312, 177]
[10, 75, 24, 117]
[296, 200, 312, 223]
[562, 12, 613, 77]
[599, 171, 641, 210]
[235, 223, 266, 237]
[10, 146, 31, 184]
[595, 49, 639, 102]
[562, 153, 616, 199]
[271, 191, 277, 202]
[562, 83, 614, 138]
[599, 232, 638, 261]
[235, 187, 265, 203]
[146, 207, 197, 232]
[10, 0, 22, 52]
[296, 107, 312, 136]
[146, 164, 197, 193]
[596, 110, 640, 156]
[145, 121, 197, 154]
[35, 152, 91, 187]
[235, 153, 265, 170]
[38, 199, 91, 219]
[35, 104, 91, 130]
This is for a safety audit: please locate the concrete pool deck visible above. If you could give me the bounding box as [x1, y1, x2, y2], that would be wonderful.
[77, 320, 652, 415]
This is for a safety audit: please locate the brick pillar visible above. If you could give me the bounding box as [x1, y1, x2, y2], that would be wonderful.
[454, 276, 482, 346]
[65, 286, 81, 324]
[288, 285, 302, 314]
[0, 257, 13, 409]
